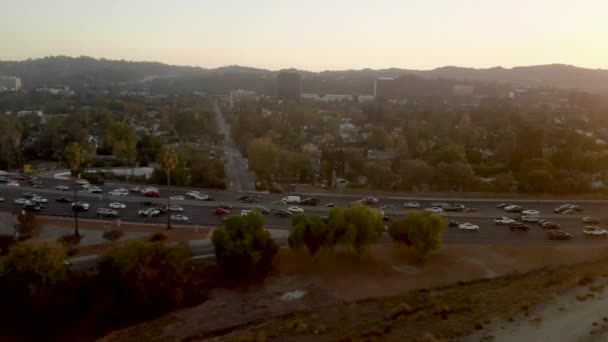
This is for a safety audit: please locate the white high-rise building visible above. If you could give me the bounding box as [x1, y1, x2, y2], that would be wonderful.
[0, 76, 22, 91]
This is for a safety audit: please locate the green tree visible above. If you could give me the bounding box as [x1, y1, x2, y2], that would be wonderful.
[288, 215, 327, 259]
[65, 142, 85, 177]
[338, 205, 385, 257]
[519, 169, 555, 193]
[17, 211, 41, 240]
[212, 212, 278, 277]
[107, 122, 138, 177]
[388, 211, 447, 263]
[247, 137, 279, 179]
[366, 162, 395, 190]
[426, 144, 467, 166]
[0, 115, 23, 170]
[399, 159, 435, 190]
[159, 145, 179, 186]
[97, 240, 192, 316]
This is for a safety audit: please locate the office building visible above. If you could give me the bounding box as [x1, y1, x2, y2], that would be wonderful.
[230, 89, 257, 103]
[277, 71, 301, 101]
[0, 76, 22, 91]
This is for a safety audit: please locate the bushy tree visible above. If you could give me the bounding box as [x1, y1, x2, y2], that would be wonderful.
[388, 211, 447, 263]
[247, 137, 279, 179]
[97, 240, 192, 316]
[102, 229, 124, 243]
[212, 212, 278, 277]
[288, 215, 327, 258]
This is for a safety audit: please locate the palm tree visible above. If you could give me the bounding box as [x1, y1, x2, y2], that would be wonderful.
[159, 146, 179, 230]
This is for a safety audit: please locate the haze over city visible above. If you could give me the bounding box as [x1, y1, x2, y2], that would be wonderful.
[2, 0, 608, 71]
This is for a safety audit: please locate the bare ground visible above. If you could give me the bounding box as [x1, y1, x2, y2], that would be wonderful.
[99, 243, 608, 341]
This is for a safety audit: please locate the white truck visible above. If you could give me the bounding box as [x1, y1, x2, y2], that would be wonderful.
[282, 195, 301, 204]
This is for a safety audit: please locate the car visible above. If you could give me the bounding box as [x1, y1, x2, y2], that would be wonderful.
[505, 205, 524, 213]
[56, 197, 72, 203]
[72, 202, 90, 211]
[522, 209, 541, 216]
[321, 216, 329, 223]
[88, 186, 103, 194]
[403, 202, 420, 208]
[431, 202, 449, 209]
[582, 217, 600, 225]
[496, 203, 508, 209]
[463, 208, 479, 213]
[109, 202, 126, 209]
[448, 220, 460, 228]
[561, 209, 578, 215]
[241, 209, 252, 217]
[554, 204, 583, 214]
[275, 209, 293, 217]
[326, 202, 339, 207]
[55, 185, 70, 191]
[109, 189, 128, 196]
[444, 204, 465, 212]
[76, 179, 89, 185]
[138, 208, 160, 217]
[212, 208, 230, 216]
[583, 226, 608, 236]
[140, 200, 156, 206]
[31, 183, 43, 189]
[250, 206, 270, 215]
[299, 197, 320, 206]
[424, 207, 444, 214]
[380, 204, 396, 210]
[521, 215, 540, 223]
[282, 195, 302, 204]
[547, 230, 572, 240]
[509, 223, 531, 231]
[22, 192, 36, 198]
[166, 205, 184, 212]
[494, 217, 515, 225]
[14, 198, 30, 205]
[6, 181, 20, 187]
[130, 186, 144, 193]
[22, 203, 43, 212]
[144, 190, 161, 198]
[170, 195, 185, 201]
[287, 206, 304, 214]
[170, 214, 189, 222]
[240, 195, 260, 203]
[458, 223, 479, 231]
[31, 196, 48, 204]
[97, 208, 119, 217]
[542, 222, 561, 230]
[362, 197, 379, 205]
[193, 194, 210, 201]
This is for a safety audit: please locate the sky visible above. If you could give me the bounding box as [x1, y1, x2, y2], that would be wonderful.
[2, 0, 608, 71]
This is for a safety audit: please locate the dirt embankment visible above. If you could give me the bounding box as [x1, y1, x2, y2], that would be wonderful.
[100, 244, 608, 341]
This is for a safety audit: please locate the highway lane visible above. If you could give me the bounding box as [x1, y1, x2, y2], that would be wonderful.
[3, 182, 608, 246]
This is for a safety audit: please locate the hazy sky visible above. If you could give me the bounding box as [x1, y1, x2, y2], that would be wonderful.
[2, 0, 607, 71]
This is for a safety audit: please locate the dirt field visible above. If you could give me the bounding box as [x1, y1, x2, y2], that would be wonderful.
[100, 243, 608, 341]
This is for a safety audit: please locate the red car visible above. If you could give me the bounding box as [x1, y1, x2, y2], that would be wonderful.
[144, 190, 160, 198]
[212, 208, 230, 216]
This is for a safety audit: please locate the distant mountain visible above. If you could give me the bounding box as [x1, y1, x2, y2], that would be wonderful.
[1, 56, 607, 93]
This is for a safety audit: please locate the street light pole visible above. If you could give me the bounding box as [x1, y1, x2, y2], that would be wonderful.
[73, 182, 79, 237]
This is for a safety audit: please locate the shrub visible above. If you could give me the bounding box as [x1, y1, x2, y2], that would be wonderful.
[149, 232, 167, 242]
[16, 211, 41, 240]
[102, 229, 124, 243]
[212, 212, 278, 278]
[57, 234, 82, 246]
[0, 234, 16, 255]
[388, 211, 447, 263]
[97, 240, 192, 317]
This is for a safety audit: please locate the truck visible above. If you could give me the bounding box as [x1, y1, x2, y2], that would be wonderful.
[282, 195, 301, 204]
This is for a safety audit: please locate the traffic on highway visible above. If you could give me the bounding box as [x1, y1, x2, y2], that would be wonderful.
[2, 172, 608, 245]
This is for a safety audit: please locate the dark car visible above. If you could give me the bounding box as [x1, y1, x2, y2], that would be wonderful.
[140, 200, 156, 206]
[509, 223, 530, 231]
[582, 217, 600, 225]
[542, 222, 561, 230]
[22, 192, 36, 199]
[22, 203, 43, 212]
[506, 206, 524, 213]
[321, 216, 329, 223]
[362, 197, 379, 205]
[444, 204, 465, 212]
[548, 230, 572, 240]
[240, 196, 260, 203]
[56, 197, 72, 203]
[251, 206, 270, 215]
[382, 216, 391, 223]
[212, 208, 230, 216]
[554, 204, 583, 214]
[299, 197, 320, 206]
[275, 209, 292, 217]
[448, 220, 460, 228]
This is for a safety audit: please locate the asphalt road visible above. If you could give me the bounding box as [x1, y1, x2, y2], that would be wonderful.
[214, 102, 256, 192]
[2, 176, 608, 247]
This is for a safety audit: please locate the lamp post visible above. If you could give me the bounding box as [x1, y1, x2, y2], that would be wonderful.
[73, 181, 79, 237]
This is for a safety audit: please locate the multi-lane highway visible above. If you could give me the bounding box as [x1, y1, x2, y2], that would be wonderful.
[2, 175, 608, 246]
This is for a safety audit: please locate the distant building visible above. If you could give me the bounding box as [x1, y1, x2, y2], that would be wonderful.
[374, 77, 396, 100]
[277, 71, 301, 101]
[0, 76, 22, 92]
[357, 95, 375, 103]
[230, 89, 257, 103]
[452, 85, 474, 97]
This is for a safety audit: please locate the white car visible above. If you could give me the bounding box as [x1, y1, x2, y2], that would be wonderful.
[97, 208, 119, 217]
[424, 207, 444, 214]
[6, 181, 19, 187]
[287, 206, 304, 214]
[459, 223, 480, 231]
[170, 195, 185, 201]
[76, 179, 89, 185]
[72, 201, 90, 210]
[109, 202, 126, 209]
[241, 209, 252, 217]
[167, 205, 184, 212]
[521, 215, 540, 223]
[55, 185, 70, 191]
[193, 194, 209, 201]
[494, 217, 515, 225]
[31, 196, 48, 204]
[138, 208, 160, 217]
[87, 186, 103, 193]
[583, 226, 608, 236]
[14, 198, 30, 205]
[431, 202, 449, 208]
[522, 209, 540, 216]
[186, 191, 201, 198]
[170, 214, 189, 222]
[404, 202, 420, 208]
[109, 189, 128, 196]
